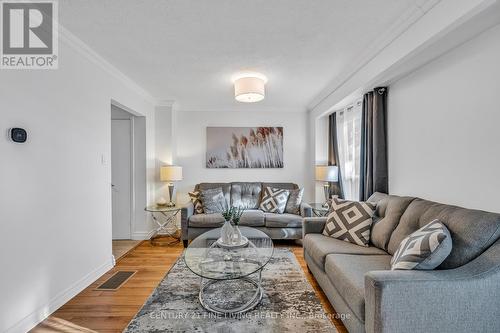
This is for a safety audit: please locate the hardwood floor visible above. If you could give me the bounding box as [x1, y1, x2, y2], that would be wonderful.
[112, 240, 141, 261]
[32, 239, 348, 333]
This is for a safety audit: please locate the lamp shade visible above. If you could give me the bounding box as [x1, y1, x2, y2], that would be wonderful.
[160, 166, 183, 182]
[233, 73, 267, 103]
[315, 165, 338, 182]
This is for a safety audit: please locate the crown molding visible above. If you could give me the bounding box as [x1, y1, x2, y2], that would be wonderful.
[307, 0, 441, 113]
[58, 25, 159, 106]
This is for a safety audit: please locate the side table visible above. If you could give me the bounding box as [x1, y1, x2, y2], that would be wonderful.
[309, 203, 330, 217]
[145, 205, 181, 245]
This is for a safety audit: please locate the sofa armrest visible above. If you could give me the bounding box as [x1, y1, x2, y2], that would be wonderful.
[181, 201, 194, 241]
[365, 238, 500, 333]
[302, 217, 327, 237]
[300, 202, 312, 218]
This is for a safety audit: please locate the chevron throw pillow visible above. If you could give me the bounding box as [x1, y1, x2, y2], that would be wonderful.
[188, 191, 204, 214]
[322, 197, 376, 247]
[259, 187, 290, 214]
[391, 219, 452, 270]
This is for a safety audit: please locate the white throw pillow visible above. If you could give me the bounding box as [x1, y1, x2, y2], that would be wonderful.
[391, 219, 452, 270]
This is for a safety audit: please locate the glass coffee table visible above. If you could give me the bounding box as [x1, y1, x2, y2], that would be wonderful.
[184, 227, 274, 315]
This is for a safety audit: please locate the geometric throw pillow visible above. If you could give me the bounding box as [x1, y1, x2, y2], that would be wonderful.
[391, 219, 452, 270]
[188, 191, 204, 214]
[200, 188, 227, 214]
[322, 197, 376, 247]
[285, 188, 304, 215]
[259, 187, 290, 214]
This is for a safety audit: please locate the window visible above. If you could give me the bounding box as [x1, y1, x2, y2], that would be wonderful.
[336, 101, 362, 200]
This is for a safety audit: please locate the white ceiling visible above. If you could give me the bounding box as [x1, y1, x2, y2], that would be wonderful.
[59, 0, 418, 111]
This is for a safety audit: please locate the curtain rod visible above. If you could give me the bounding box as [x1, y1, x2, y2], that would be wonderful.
[334, 99, 362, 114]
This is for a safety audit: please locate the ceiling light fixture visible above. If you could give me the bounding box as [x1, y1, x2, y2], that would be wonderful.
[233, 72, 267, 103]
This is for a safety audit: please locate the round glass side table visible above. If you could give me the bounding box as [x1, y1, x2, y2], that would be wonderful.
[144, 205, 181, 245]
[309, 203, 330, 217]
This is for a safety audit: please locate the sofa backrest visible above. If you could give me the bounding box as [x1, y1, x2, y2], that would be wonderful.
[387, 198, 500, 269]
[230, 182, 262, 209]
[368, 193, 416, 251]
[194, 182, 299, 210]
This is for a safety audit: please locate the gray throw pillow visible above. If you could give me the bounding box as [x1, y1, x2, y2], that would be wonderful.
[391, 219, 452, 270]
[259, 187, 290, 214]
[323, 197, 376, 247]
[200, 188, 227, 214]
[285, 188, 304, 215]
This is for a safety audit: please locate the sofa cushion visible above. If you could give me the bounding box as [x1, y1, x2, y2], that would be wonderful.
[264, 213, 302, 228]
[285, 188, 304, 215]
[323, 197, 376, 246]
[189, 213, 225, 228]
[391, 219, 452, 270]
[200, 188, 227, 214]
[238, 210, 265, 227]
[303, 233, 387, 269]
[370, 194, 415, 251]
[195, 183, 231, 207]
[388, 198, 500, 269]
[324, 254, 392, 320]
[259, 187, 290, 214]
[230, 182, 261, 209]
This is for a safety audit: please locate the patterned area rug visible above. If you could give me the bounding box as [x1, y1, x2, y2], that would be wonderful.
[124, 248, 337, 333]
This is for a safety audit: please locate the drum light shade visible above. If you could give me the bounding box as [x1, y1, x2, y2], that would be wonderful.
[160, 166, 183, 182]
[315, 165, 339, 182]
[233, 73, 267, 103]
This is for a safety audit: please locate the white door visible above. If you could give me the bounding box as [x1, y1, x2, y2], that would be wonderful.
[111, 119, 132, 239]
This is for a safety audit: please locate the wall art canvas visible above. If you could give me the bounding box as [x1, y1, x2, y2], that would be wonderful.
[206, 127, 284, 168]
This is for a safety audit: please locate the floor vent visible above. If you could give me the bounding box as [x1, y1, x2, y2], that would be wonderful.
[96, 271, 137, 290]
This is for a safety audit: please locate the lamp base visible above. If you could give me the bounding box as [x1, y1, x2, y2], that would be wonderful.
[167, 183, 176, 207]
[323, 183, 330, 207]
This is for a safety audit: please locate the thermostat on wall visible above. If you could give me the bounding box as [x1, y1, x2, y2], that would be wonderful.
[9, 128, 27, 143]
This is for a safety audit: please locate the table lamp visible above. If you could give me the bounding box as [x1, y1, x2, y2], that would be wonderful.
[160, 166, 183, 207]
[315, 165, 339, 207]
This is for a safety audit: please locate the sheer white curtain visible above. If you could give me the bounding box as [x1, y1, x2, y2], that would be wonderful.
[336, 101, 362, 200]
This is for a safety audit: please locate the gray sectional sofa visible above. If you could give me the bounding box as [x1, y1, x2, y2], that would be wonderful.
[303, 192, 500, 333]
[181, 182, 312, 247]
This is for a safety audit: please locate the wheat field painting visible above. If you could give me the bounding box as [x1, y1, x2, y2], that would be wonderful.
[206, 127, 284, 168]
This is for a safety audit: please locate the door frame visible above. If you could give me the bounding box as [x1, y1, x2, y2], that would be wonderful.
[110, 99, 148, 242]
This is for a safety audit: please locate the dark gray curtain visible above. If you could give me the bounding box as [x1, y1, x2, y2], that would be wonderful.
[328, 113, 344, 199]
[360, 87, 388, 201]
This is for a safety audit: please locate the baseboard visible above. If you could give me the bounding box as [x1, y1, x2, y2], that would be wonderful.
[6, 259, 114, 333]
[131, 230, 155, 240]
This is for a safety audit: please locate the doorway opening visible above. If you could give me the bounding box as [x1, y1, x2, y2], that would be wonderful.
[110, 103, 146, 260]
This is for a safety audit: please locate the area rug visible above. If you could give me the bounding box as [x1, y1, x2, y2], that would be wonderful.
[124, 248, 337, 333]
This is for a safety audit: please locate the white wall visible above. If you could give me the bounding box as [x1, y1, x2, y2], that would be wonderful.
[388, 24, 500, 213]
[174, 111, 311, 204]
[0, 37, 156, 332]
[314, 115, 329, 202]
[155, 104, 176, 202]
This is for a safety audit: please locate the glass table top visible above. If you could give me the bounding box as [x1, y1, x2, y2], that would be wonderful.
[145, 205, 182, 212]
[309, 203, 330, 211]
[184, 227, 274, 280]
